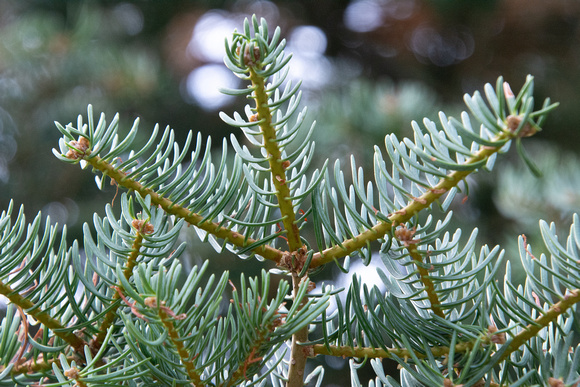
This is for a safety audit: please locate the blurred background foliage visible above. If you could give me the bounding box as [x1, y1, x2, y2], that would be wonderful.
[1, 0, 579, 383]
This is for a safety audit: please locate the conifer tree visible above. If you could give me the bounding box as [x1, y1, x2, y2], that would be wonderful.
[1, 16, 577, 387]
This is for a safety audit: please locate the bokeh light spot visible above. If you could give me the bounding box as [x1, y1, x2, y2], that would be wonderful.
[289, 25, 327, 56]
[187, 11, 238, 63]
[241, 0, 280, 22]
[344, 0, 384, 32]
[286, 26, 331, 88]
[185, 64, 238, 110]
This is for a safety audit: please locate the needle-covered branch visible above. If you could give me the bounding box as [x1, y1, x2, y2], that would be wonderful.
[4, 13, 576, 387]
[77, 154, 284, 263]
[311, 132, 511, 267]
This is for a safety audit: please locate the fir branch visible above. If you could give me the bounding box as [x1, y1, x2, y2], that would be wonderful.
[498, 288, 580, 363]
[224, 17, 310, 387]
[246, 64, 309, 386]
[408, 244, 445, 319]
[244, 69, 310, 385]
[81, 154, 284, 263]
[310, 131, 514, 268]
[311, 341, 474, 359]
[153, 298, 203, 386]
[7, 14, 566, 386]
[90, 223, 147, 353]
[0, 280, 87, 354]
[8, 355, 63, 375]
[392, 223, 445, 318]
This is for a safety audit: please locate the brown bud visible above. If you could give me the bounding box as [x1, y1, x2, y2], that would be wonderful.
[78, 136, 90, 149]
[506, 115, 521, 132]
[64, 367, 81, 379]
[66, 136, 90, 160]
[394, 224, 419, 246]
[243, 44, 261, 67]
[144, 297, 157, 308]
[487, 324, 506, 344]
[66, 149, 79, 159]
[132, 219, 154, 235]
[302, 345, 315, 357]
[307, 281, 316, 292]
[506, 115, 536, 138]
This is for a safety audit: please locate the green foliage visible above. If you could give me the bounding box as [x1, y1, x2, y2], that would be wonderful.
[1, 15, 577, 387]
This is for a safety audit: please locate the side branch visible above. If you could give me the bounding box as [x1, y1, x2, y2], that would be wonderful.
[0, 281, 87, 354]
[83, 156, 285, 263]
[91, 229, 145, 353]
[407, 243, 445, 319]
[156, 301, 203, 386]
[310, 135, 512, 268]
[311, 341, 474, 359]
[6, 355, 65, 375]
[498, 288, 580, 363]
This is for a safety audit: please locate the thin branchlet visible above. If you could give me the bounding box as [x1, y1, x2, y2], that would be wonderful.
[82, 155, 285, 263]
[91, 224, 147, 353]
[310, 129, 515, 268]
[395, 223, 445, 319]
[498, 289, 580, 363]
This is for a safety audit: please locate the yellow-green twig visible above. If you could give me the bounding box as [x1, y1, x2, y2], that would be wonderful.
[407, 243, 445, 319]
[311, 341, 474, 359]
[83, 156, 285, 263]
[91, 230, 144, 352]
[246, 65, 307, 387]
[498, 289, 580, 363]
[0, 281, 87, 354]
[310, 134, 514, 268]
[248, 67, 302, 252]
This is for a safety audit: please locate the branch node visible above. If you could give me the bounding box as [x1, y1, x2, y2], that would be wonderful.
[66, 137, 90, 160]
